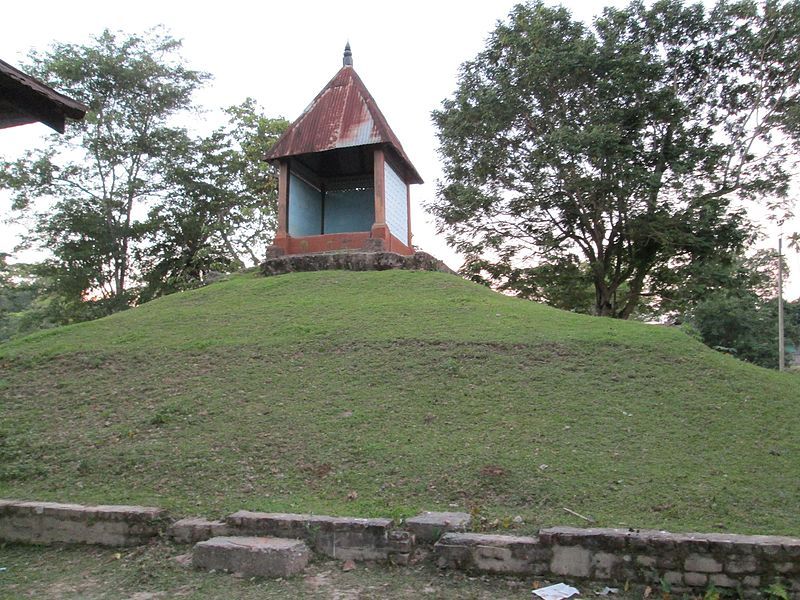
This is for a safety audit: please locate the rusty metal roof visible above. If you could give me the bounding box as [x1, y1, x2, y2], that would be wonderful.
[0, 58, 88, 133]
[265, 64, 423, 184]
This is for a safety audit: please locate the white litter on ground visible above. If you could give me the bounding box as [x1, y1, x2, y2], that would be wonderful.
[595, 586, 619, 596]
[532, 582, 580, 600]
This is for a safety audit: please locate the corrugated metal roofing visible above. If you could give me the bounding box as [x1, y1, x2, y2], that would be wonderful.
[265, 65, 423, 184]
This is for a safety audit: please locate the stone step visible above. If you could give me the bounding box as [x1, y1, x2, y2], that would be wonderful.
[168, 517, 231, 544]
[406, 511, 471, 544]
[193, 536, 309, 578]
[225, 511, 409, 561]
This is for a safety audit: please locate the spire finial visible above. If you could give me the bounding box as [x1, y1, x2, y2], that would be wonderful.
[343, 41, 353, 67]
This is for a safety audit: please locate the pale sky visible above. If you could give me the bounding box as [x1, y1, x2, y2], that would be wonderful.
[2, 0, 798, 299]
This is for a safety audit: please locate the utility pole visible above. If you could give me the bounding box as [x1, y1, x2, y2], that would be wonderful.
[778, 237, 785, 371]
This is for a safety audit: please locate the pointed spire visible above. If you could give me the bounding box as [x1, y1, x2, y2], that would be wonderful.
[343, 41, 353, 67]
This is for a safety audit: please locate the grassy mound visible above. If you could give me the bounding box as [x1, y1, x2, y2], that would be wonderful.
[1, 270, 798, 535]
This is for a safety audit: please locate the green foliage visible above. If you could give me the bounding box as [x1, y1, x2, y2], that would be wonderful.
[0, 255, 39, 339]
[462, 254, 596, 313]
[764, 582, 790, 600]
[648, 246, 780, 320]
[0, 30, 287, 326]
[139, 100, 287, 301]
[432, 0, 800, 318]
[0, 254, 65, 340]
[693, 294, 772, 365]
[1, 271, 799, 536]
[702, 584, 721, 600]
[0, 28, 208, 320]
[686, 250, 800, 369]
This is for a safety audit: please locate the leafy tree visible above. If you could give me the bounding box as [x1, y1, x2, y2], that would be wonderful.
[689, 294, 800, 368]
[686, 250, 800, 368]
[1, 28, 209, 317]
[431, 0, 800, 318]
[0, 255, 43, 340]
[139, 100, 287, 300]
[462, 254, 596, 313]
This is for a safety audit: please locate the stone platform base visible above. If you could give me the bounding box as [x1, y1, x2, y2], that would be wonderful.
[260, 250, 455, 278]
[193, 536, 310, 578]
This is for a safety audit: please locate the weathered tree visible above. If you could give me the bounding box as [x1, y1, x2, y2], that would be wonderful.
[1, 28, 209, 315]
[432, 0, 800, 318]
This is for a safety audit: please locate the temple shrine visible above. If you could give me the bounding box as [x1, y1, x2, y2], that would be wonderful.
[265, 43, 422, 257]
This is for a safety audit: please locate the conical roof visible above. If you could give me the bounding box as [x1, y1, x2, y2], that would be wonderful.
[265, 60, 423, 184]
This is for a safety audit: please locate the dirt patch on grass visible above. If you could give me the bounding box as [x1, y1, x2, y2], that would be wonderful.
[1, 542, 538, 599]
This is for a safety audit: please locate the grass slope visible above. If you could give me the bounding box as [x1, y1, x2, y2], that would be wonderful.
[1, 270, 798, 536]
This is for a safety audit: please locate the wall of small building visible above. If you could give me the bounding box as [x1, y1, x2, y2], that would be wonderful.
[384, 162, 408, 244]
[288, 167, 376, 237]
[324, 187, 374, 233]
[288, 174, 322, 237]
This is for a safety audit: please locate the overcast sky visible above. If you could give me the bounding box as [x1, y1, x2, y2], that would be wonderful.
[2, 0, 798, 298]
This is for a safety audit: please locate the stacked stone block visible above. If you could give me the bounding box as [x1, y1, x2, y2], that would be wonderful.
[168, 517, 231, 544]
[406, 511, 471, 544]
[2, 498, 798, 594]
[435, 533, 550, 575]
[193, 536, 310, 578]
[0, 500, 166, 546]
[224, 511, 411, 562]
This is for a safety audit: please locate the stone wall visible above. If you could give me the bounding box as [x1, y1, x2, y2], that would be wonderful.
[0, 500, 166, 546]
[260, 250, 455, 277]
[435, 526, 800, 596]
[3, 498, 799, 596]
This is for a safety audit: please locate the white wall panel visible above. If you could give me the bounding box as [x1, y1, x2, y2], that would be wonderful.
[384, 162, 408, 244]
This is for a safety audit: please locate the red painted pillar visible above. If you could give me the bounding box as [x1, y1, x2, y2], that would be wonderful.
[273, 160, 289, 252]
[371, 148, 388, 244]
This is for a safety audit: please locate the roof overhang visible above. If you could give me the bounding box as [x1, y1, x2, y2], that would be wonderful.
[0, 59, 88, 134]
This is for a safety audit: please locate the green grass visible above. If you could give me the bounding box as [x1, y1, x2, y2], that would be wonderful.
[1, 270, 799, 536]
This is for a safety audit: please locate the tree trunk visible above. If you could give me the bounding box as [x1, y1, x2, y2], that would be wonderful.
[594, 281, 616, 317]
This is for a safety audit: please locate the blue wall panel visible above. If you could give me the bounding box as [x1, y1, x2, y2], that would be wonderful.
[288, 174, 322, 236]
[324, 188, 374, 233]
